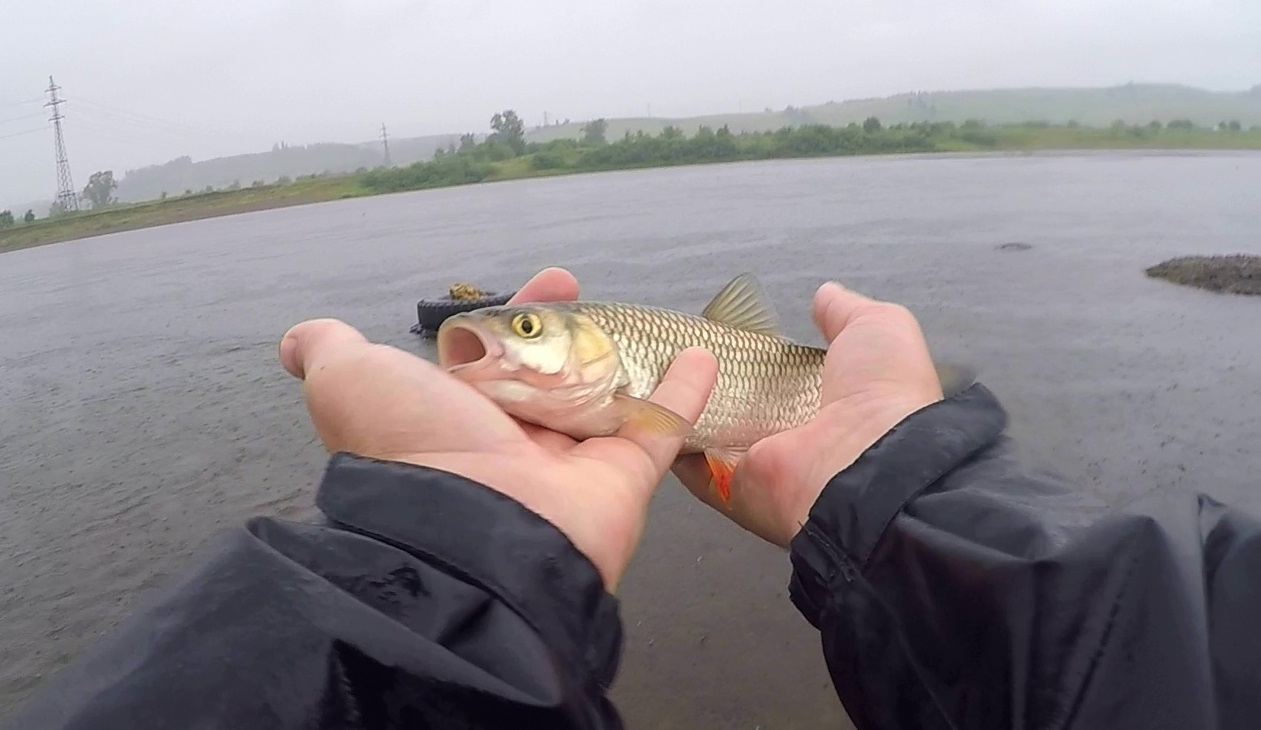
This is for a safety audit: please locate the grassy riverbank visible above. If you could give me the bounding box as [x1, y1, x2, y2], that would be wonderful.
[4, 119, 1259, 252]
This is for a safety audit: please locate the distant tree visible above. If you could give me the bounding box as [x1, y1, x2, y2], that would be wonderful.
[661, 125, 683, 140]
[159, 191, 168, 201]
[24, 209, 35, 224]
[1227, 120, 1242, 132]
[1148, 120, 1163, 130]
[581, 118, 608, 146]
[228, 179, 241, 190]
[81, 170, 118, 209]
[0, 210, 13, 229]
[1167, 119, 1194, 130]
[459, 133, 478, 152]
[862, 116, 882, 133]
[489, 110, 526, 154]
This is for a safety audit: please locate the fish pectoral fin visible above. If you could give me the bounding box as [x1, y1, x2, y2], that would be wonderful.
[934, 361, 978, 398]
[612, 394, 695, 437]
[701, 273, 785, 338]
[703, 447, 746, 509]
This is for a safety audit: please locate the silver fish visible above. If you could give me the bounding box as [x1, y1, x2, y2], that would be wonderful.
[436, 273, 973, 504]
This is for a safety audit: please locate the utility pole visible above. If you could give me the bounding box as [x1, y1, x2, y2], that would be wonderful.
[45, 75, 79, 213]
[380, 123, 391, 167]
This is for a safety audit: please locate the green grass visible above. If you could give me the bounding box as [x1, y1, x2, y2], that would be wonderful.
[0, 176, 369, 252]
[4, 119, 1260, 253]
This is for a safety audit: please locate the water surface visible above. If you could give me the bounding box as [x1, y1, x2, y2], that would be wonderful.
[2, 151, 1260, 729]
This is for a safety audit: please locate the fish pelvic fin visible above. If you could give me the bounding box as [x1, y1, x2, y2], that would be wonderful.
[701, 273, 785, 338]
[703, 447, 745, 509]
[934, 362, 978, 398]
[613, 393, 695, 438]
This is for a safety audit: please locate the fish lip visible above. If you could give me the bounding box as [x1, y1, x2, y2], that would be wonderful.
[436, 315, 504, 376]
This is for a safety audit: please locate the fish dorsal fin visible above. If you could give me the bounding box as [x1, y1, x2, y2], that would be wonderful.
[701, 273, 783, 337]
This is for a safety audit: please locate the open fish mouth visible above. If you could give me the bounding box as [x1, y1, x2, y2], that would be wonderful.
[436, 316, 503, 375]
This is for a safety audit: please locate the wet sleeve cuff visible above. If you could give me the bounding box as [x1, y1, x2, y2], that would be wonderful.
[787, 384, 1009, 627]
[314, 453, 623, 687]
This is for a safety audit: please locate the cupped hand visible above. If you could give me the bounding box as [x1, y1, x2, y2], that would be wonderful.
[278, 268, 718, 592]
[673, 282, 947, 547]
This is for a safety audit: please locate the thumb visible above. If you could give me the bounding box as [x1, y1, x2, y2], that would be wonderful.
[279, 318, 371, 379]
[813, 281, 884, 344]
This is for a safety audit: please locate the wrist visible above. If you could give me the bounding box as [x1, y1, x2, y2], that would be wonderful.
[783, 395, 941, 545]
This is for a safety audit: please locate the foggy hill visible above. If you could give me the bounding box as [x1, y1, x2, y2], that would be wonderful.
[114, 133, 462, 203]
[527, 83, 1261, 142]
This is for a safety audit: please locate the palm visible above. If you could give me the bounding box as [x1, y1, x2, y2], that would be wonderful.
[408, 377, 682, 582]
[674, 286, 947, 547]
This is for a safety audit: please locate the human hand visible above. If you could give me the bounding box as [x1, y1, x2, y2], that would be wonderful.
[673, 282, 948, 548]
[277, 268, 718, 592]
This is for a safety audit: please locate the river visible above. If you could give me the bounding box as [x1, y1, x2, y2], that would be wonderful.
[2, 150, 1260, 728]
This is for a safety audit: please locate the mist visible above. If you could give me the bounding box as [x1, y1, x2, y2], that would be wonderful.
[2, 0, 1258, 208]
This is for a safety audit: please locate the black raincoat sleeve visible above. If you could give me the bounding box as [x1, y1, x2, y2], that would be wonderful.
[2, 454, 626, 730]
[788, 382, 1261, 730]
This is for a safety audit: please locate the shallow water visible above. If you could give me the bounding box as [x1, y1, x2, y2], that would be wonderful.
[2, 150, 1260, 728]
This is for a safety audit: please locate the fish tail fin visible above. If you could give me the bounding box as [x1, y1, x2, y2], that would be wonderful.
[703, 448, 743, 509]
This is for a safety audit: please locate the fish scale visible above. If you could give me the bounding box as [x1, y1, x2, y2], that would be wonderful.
[439, 272, 974, 506]
[566, 301, 826, 454]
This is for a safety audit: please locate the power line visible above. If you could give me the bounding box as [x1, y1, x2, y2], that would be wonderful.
[71, 95, 256, 139]
[45, 75, 79, 213]
[0, 127, 45, 141]
[0, 96, 45, 110]
[0, 111, 46, 126]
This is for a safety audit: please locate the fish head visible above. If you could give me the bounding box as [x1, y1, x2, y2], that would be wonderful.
[436, 304, 625, 432]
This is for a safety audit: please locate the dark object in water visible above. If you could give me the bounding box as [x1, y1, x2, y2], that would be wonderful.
[410, 284, 516, 337]
[1145, 255, 1261, 296]
[996, 242, 1033, 251]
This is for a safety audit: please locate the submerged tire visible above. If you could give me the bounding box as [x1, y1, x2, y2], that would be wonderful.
[410, 291, 516, 337]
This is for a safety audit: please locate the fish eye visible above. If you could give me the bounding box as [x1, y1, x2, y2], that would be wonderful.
[511, 312, 543, 339]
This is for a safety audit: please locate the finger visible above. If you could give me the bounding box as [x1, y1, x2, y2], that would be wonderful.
[279, 318, 370, 379]
[280, 318, 526, 457]
[586, 347, 718, 490]
[812, 281, 884, 344]
[509, 267, 579, 304]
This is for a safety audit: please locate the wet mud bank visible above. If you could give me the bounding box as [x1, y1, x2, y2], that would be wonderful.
[1145, 254, 1261, 295]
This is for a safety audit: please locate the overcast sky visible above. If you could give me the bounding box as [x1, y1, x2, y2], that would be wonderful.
[1, 0, 1257, 208]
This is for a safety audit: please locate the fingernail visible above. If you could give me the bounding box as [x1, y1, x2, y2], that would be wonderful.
[279, 335, 301, 378]
[817, 281, 845, 296]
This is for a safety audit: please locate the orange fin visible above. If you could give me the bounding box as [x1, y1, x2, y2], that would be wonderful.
[703, 448, 744, 509]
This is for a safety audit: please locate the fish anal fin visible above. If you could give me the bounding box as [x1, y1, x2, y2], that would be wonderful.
[703, 447, 745, 509]
[701, 273, 783, 338]
[613, 393, 695, 437]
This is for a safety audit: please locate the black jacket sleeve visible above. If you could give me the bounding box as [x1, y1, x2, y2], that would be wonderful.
[789, 383, 1261, 730]
[2, 454, 626, 730]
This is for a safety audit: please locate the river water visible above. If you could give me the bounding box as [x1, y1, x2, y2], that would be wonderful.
[2, 151, 1260, 728]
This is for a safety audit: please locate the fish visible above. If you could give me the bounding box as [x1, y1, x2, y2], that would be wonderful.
[435, 273, 975, 507]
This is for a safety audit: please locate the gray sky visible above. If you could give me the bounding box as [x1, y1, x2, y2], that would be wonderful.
[2, 0, 1258, 208]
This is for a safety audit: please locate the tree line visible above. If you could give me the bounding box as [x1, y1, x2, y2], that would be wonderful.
[358, 109, 1261, 196]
